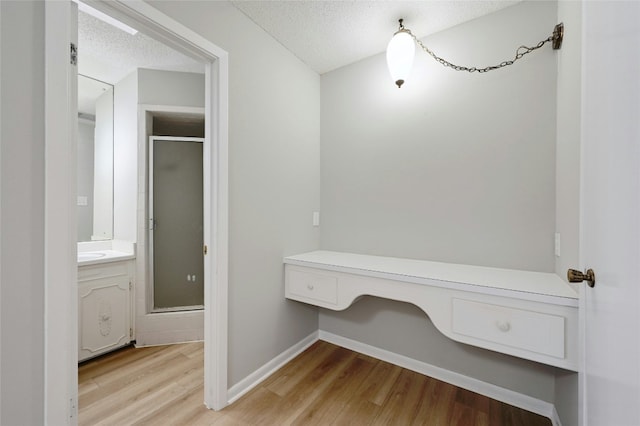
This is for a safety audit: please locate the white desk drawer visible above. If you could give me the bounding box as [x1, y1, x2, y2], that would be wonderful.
[287, 269, 338, 305]
[452, 298, 565, 359]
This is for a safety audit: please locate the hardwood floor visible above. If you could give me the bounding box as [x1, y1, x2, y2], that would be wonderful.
[79, 340, 551, 425]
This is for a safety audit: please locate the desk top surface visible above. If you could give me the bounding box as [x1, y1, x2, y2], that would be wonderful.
[285, 251, 579, 306]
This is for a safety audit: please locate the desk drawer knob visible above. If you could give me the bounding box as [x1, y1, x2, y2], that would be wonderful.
[307, 284, 314, 290]
[496, 321, 511, 332]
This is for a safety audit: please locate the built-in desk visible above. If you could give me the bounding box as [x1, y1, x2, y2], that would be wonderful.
[284, 251, 579, 371]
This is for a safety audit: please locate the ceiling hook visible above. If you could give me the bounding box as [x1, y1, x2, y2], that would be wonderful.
[552, 23, 564, 50]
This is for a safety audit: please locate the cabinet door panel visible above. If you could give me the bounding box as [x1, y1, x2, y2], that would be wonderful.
[79, 276, 130, 360]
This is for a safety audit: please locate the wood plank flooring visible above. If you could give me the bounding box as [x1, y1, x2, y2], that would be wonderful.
[79, 340, 551, 426]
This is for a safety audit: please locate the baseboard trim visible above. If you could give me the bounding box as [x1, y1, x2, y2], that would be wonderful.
[318, 330, 557, 422]
[224, 329, 559, 423]
[227, 331, 319, 404]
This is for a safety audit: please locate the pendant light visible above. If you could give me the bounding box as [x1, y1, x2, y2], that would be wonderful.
[386, 19, 415, 88]
[385, 18, 565, 88]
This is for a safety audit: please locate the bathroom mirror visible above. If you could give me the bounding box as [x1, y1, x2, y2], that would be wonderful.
[77, 74, 114, 242]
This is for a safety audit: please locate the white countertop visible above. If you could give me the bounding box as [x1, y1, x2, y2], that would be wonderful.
[77, 249, 135, 266]
[284, 250, 579, 306]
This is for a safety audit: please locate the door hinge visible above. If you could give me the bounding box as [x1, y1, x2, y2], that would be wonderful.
[130, 328, 133, 339]
[69, 397, 77, 421]
[129, 281, 132, 291]
[70, 42, 78, 66]
[203, 245, 208, 255]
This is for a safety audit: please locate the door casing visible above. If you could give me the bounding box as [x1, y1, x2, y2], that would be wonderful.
[44, 1, 229, 422]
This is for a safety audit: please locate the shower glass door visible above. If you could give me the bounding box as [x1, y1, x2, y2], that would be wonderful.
[149, 136, 204, 311]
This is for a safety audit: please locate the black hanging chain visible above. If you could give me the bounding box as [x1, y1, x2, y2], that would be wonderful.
[404, 24, 563, 73]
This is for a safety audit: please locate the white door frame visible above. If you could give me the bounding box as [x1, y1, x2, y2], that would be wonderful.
[44, 1, 229, 422]
[44, 2, 79, 422]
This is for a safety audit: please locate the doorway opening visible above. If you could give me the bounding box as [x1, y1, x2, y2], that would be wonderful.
[44, 1, 229, 419]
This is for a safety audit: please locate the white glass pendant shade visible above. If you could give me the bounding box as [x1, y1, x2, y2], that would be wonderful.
[386, 30, 415, 88]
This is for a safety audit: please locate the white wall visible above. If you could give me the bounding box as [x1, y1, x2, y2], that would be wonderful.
[0, 1, 45, 423]
[147, 1, 321, 387]
[320, 0, 560, 402]
[113, 71, 139, 242]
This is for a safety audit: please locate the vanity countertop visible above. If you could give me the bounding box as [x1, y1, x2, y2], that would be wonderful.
[77, 249, 135, 266]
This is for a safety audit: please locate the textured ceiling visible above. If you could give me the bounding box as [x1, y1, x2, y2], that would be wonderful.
[77, 0, 520, 108]
[231, 0, 521, 74]
[78, 10, 204, 86]
[78, 75, 111, 116]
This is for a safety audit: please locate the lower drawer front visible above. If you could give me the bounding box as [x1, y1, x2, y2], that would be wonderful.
[287, 269, 338, 304]
[452, 298, 565, 359]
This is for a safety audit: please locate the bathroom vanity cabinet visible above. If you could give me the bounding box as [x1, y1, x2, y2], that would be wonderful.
[78, 258, 135, 362]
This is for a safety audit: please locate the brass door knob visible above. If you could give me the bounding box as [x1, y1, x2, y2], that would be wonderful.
[567, 268, 596, 287]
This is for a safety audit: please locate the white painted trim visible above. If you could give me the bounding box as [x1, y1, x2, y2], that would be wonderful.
[139, 104, 205, 115]
[133, 339, 204, 348]
[44, 2, 78, 423]
[136, 105, 206, 323]
[0, 3, 2, 422]
[205, 52, 230, 413]
[45, 0, 230, 415]
[135, 322, 204, 347]
[318, 330, 557, 422]
[227, 332, 319, 404]
[578, 3, 588, 424]
[101, 1, 230, 411]
[84, 0, 227, 61]
[149, 136, 205, 143]
[551, 406, 564, 426]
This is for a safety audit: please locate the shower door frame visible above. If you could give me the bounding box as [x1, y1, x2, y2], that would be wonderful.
[148, 135, 205, 313]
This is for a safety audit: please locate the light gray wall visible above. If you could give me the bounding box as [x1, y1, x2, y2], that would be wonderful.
[320, 0, 559, 401]
[0, 1, 45, 423]
[138, 68, 204, 107]
[114, 68, 205, 243]
[78, 119, 95, 241]
[554, 2, 581, 424]
[321, 1, 557, 272]
[147, 1, 321, 387]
